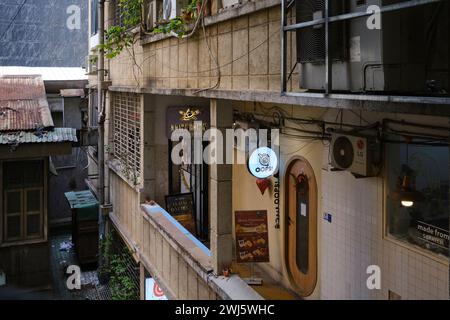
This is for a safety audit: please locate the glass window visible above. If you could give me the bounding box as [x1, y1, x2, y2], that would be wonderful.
[386, 143, 449, 258]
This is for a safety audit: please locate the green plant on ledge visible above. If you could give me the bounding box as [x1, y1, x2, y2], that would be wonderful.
[152, 0, 200, 37]
[153, 17, 187, 36]
[99, 0, 143, 59]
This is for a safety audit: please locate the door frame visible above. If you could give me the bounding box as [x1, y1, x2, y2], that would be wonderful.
[0, 158, 48, 247]
[284, 156, 318, 297]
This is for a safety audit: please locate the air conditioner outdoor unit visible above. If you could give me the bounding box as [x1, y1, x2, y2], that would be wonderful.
[162, 0, 188, 21]
[85, 55, 98, 75]
[296, 0, 449, 95]
[330, 132, 380, 177]
[144, 0, 161, 30]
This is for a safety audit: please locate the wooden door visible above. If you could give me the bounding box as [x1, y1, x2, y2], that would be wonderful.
[285, 157, 317, 297]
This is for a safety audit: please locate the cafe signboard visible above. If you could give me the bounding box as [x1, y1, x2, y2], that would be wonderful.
[235, 210, 270, 263]
[166, 106, 210, 138]
[165, 192, 197, 236]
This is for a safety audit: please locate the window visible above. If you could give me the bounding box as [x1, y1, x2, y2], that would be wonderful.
[91, 0, 98, 35]
[386, 143, 449, 258]
[112, 93, 142, 183]
[3, 160, 45, 243]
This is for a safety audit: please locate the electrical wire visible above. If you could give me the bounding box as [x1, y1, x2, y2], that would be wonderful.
[127, 23, 281, 77]
[193, 11, 221, 94]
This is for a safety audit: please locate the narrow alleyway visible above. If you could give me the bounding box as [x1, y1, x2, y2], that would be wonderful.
[49, 228, 111, 300]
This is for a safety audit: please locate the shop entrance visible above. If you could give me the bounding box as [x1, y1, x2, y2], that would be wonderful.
[285, 157, 317, 297]
[168, 141, 209, 243]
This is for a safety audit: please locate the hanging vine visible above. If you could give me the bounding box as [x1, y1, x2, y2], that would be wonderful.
[99, 0, 204, 59]
[99, 0, 143, 59]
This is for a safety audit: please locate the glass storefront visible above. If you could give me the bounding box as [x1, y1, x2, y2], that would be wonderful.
[386, 143, 449, 258]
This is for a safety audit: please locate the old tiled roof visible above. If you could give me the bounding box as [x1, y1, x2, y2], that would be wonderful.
[0, 75, 54, 131]
[0, 127, 77, 145]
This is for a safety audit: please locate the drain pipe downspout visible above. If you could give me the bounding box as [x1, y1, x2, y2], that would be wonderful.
[97, 0, 106, 240]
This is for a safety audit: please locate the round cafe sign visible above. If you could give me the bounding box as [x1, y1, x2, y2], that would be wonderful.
[248, 147, 278, 179]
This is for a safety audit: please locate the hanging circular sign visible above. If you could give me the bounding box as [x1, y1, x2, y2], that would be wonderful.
[248, 147, 278, 179]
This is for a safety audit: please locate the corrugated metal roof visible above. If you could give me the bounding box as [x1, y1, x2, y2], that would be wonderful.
[0, 127, 78, 145]
[0, 75, 45, 101]
[0, 75, 54, 131]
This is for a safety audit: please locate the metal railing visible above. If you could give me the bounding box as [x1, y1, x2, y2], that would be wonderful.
[280, 0, 450, 105]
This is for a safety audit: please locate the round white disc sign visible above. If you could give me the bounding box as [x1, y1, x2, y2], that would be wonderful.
[248, 147, 278, 179]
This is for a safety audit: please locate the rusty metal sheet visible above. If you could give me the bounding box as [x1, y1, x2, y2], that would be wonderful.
[0, 75, 54, 131]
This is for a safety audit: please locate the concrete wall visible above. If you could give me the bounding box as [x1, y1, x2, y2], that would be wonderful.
[96, 1, 449, 300]
[0, 0, 88, 67]
[0, 242, 50, 287]
[109, 171, 219, 299]
[49, 97, 89, 225]
[231, 102, 449, 300]
[320, 111, 449, 300]
[108, 5, 298, 92]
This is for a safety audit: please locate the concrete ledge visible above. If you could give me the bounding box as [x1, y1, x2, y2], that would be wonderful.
[207, 274, 264, 300]
[142, 204, 213, 276]
[141, 0, 281, 45]
[141, 203, 264, 300]
[109, 85, 450, 116]
[107, 159, 143, 193]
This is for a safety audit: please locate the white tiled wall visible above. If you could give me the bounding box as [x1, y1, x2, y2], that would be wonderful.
[320, 169, 449, 300]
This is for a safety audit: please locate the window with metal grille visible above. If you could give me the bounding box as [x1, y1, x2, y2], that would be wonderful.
[112, 93, 142, 183]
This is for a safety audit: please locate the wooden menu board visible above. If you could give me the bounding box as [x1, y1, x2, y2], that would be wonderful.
[235, 210, 270, 263]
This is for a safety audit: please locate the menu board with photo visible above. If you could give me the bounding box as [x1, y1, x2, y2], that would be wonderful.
[235, 210, 270, 263]
[165, 193, 197, 236]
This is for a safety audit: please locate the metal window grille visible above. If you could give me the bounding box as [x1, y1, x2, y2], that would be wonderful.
[112, 93, 141, 181]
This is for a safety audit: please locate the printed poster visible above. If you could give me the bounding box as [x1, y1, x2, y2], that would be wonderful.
[235, 210, 270, 263]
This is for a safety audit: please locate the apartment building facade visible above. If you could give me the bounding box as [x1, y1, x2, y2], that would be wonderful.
[87, 0, 449, 299]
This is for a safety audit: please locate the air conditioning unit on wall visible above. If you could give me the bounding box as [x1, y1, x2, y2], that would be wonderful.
[296, 0, 449, 94]
[330, 132, 380, 177]
[162, 0, 188, 21]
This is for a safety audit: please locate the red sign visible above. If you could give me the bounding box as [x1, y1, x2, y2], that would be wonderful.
[235, 210, 270, 263]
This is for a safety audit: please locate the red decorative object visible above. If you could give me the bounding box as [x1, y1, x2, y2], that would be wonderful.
[296, 174, 307, 185]
[256, 178, 270, 195]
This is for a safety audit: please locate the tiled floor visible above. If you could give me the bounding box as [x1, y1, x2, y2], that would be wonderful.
[231, 262, 301, 300]
[49, 231, 109, 300]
